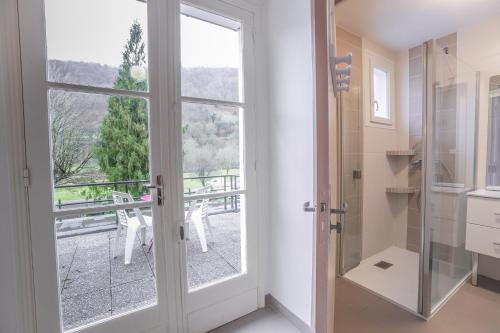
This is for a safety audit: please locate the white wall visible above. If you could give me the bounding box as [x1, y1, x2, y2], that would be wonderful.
[457, 15, 500, 281]
[361, 39, 409, 259]
[265, 0, 314, 326]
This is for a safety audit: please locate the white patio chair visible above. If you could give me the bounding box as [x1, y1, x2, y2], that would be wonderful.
[112, 191, 152, 265]
[185, 187, 214, 252]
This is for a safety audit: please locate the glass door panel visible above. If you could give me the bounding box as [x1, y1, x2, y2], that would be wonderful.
[338, 87, 363, 275]
[19, 0, 171, 330]
[424, 36, 476, 313]
[182, 102, 246, 290]
[45, 0, 149, 91]
[180, 4, 242, 103]
[178, 2, 257, 331]
[48, 89, 158, 330]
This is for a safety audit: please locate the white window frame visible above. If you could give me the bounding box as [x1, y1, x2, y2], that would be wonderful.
[366, 51, 395, 127]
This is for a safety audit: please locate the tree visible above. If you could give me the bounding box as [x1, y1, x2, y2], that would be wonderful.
[182, 104, 239, 184]
[94, 21, 149, 191]
[50, 90, 95, 184]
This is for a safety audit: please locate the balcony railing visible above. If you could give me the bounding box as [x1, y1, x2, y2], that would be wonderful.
[54, 174, 240, 212]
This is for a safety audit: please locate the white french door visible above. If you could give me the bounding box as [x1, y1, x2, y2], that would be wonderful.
[18, 0, 257, 332]
[18, 0, 178, 332]
[174, 1, 258, 332]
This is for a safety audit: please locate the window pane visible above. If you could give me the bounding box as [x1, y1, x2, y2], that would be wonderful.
[181, 5, 242, 102]
[181, 102, 245, 290]
[49, 89, 150, 209]
[57, 209, 157, 331]
[373, 67, 389, 119]
[45, 0, 149, 91]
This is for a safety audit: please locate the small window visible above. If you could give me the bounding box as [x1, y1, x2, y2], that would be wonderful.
[369, 54, 394, 125]
[373, 67, 390, 119]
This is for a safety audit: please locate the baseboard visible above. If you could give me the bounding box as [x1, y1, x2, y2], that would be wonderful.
[265, 294, 313, 333]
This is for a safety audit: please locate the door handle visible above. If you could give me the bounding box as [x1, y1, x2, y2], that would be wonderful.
[331, 202, 348, 215]
[303, 201, 316, 212]
[304, 202, 330, 213]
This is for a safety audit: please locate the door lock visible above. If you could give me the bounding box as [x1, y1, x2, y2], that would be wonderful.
[145, 175, 164, 206]
[330, 222, 342, 233]
[303, 202, 329, 213]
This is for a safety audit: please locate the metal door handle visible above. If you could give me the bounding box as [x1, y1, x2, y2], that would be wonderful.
[303, 201, 315, 212]
[331, 202, 348, 215]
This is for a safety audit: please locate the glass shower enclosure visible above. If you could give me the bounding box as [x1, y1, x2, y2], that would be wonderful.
[336, 32, 478, 318]
[421, 36, 477, 316]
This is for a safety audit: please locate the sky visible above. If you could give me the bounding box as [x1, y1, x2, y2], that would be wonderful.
[45, 0, 241, 68]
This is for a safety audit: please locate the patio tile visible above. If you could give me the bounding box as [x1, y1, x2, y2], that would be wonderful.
[62, 268, 110, 298]
[111, 256, 153, 286]
[187, 246, 239, 289]
[56, 211, 242, 327]
[61, 288, 112, 331]
[111, 234, 154, 286]
[111, 277, 157, 315]
[184, 212, 241, 289]
[57, 236, 79, 255]
[76, 231, 112, 249]
[58, 247, 77, 290]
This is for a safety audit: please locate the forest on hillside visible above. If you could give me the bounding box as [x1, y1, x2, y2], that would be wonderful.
[48, 59, 240, 187]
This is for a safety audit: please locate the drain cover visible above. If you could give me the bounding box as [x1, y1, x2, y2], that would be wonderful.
[374, 261, 393, 270]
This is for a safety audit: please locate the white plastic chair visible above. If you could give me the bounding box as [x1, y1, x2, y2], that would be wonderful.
[185, 187, 214, 252]
[112, 191, 152, 265]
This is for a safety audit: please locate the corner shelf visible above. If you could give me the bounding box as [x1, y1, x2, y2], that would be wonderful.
[386, 150, 416, 156]
[386, 187, 419, 194]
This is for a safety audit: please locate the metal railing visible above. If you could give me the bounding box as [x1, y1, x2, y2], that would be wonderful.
[54, 174, 240, 213]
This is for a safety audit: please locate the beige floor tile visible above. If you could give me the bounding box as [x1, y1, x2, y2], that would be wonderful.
[334, 276, 500, 333]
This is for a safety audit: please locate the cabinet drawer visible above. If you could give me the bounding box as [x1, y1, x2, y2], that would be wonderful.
[466, 223, 500, 259]
[467, 197, 500, 229]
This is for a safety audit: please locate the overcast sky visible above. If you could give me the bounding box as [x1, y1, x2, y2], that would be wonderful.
[45, 0, 240, 68]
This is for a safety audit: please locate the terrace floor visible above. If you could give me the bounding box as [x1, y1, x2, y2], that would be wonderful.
[57, 212, 241, 330]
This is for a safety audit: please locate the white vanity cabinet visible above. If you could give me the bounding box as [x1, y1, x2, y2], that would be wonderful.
[466, 190, 500, 285]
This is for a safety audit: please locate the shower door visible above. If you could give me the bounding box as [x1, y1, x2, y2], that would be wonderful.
[337, 87, 363, 275]
[421, 36, 477, 316]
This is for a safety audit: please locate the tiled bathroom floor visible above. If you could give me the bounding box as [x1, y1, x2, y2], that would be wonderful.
[335, 276, 500, 333]
[343, 246, 419, 312]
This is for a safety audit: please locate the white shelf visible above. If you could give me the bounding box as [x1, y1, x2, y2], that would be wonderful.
[386, 187, 419, 194]
[386, 150, 416, 156]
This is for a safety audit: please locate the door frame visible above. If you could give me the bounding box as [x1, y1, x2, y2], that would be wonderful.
[0, 1, 37, 333]
[312, 0, 337, 332]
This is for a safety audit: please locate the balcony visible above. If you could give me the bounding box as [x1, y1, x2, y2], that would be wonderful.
[54, 176, 241, 330]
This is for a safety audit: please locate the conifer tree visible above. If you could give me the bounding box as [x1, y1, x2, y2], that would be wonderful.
[95, 22, 149, 191]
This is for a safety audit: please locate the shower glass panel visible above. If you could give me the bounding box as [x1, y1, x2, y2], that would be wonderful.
[487, 76, 500, 189]
[424, 35, 476, 312]
[338, 87, 363, 274]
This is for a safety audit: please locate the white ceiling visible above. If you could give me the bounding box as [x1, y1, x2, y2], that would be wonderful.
[335, 0, 500, 51]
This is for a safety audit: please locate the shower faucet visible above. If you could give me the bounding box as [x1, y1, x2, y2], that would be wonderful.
[410, 159, 422, 167]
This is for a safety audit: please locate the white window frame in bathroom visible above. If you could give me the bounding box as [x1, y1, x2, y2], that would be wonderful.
[366, 51, 395, 127]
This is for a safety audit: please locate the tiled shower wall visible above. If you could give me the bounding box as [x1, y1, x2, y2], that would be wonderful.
[407, 46, 424, 253]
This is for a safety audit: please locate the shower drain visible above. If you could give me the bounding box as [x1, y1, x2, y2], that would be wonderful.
[374, 261, 393, 270]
